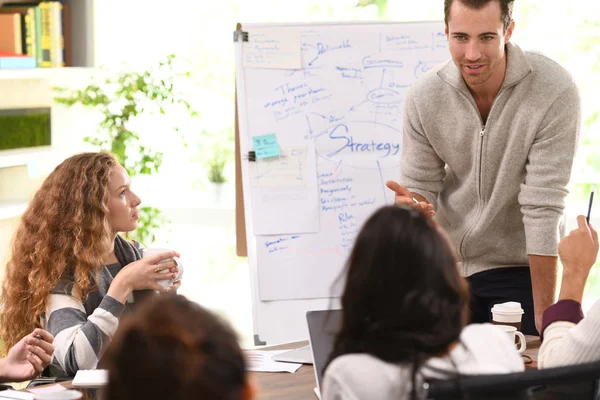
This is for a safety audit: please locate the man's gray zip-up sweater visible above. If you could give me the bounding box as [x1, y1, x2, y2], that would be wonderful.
[400, 42, 581, 277]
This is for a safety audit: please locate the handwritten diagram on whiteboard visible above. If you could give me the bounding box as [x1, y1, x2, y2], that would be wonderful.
[237, 22, 449, 301]
[248, 145, 320, 236]
[249, 147, 308, 188]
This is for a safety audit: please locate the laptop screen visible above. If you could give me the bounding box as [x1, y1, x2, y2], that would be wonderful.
[306, 309, 342, 395]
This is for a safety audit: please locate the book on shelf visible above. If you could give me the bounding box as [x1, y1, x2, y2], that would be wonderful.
[0, 6, 36, 59]
[62, 1, 70, 66]
[0, 13, 22, 54]
[0, 1, 66, 68]
[0, 49, 36, 69]
[39, 1, 63, 67]
[33, 5, 42, 66]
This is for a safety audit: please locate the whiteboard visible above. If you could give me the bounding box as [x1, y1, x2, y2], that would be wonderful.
[235, 21, 449, 344]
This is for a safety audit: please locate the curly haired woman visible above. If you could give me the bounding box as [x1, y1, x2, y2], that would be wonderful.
[0, 152, 180, 377]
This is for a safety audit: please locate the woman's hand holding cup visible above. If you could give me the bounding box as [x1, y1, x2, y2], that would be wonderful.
[141, 248, 184, 288]
[108, 250, 180, 303]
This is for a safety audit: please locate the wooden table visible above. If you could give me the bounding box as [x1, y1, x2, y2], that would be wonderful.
[251, 336, 542, 400]
[250, 341, 317, 400]
[523, 335, 541, 370]
[27, 336, 540, 400]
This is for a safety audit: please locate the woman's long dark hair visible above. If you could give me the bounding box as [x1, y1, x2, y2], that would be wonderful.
[326, 205, 469, 399]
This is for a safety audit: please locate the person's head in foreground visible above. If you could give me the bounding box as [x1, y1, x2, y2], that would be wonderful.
[327, 205, 469, 399]
[103, 295, 254, 400]
[0, 152, 141, 349]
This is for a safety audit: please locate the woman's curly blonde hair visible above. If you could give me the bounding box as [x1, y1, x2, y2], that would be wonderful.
[0, 152, 118, 349]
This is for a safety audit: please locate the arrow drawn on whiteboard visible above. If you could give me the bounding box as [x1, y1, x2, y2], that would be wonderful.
[306, 114, 313, 136]
[349, 99, 369, 113]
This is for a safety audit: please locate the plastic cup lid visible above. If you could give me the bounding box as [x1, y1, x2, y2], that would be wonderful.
[491, 301, 524, 314]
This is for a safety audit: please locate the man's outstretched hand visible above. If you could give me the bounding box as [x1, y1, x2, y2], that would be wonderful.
[386, 180, 435, 217]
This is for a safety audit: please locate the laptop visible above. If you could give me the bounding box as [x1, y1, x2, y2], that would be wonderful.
[306, 309, 342, 399]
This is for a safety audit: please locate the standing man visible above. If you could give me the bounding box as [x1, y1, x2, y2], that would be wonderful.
[386, 0, 581, 335]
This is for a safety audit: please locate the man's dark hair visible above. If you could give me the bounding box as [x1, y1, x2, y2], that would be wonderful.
[444, 0, 515, 31]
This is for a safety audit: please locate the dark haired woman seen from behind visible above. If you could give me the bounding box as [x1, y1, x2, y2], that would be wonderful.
[103, 295, 255, 400]
[322, 206, 524, 400]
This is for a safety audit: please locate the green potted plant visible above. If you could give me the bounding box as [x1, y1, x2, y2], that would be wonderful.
[54, 54, 197, 245]
[196, 128, 234, 205]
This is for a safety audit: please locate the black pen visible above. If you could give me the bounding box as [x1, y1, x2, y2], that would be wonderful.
[587, 184, 595, 224]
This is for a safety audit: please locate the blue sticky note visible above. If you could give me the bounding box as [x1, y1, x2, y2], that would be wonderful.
[252, 134, 280, 159]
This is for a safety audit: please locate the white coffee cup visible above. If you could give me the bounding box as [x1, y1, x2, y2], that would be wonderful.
[142, 248, 184, 288]
[34, 390, 83, 400]
[495, 324, 526, 353]
[491, 301, 524, 331]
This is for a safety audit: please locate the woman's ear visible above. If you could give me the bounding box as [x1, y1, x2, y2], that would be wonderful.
[242, 378, 258, 400]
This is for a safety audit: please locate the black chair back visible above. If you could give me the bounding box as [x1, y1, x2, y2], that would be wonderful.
[424, 360, 600, 400]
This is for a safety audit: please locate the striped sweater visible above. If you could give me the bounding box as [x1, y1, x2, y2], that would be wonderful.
[43, 242, 149, 377]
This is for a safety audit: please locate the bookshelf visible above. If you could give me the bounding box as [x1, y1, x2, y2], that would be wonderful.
[0, 65, 89, 80]
[0, 0, 95, 70]
[0, 1, 95, 224]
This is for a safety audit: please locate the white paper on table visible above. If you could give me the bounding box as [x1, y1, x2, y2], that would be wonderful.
[249, 145, 319, 235]
[72, 369, 108, 387]
[244, 350, 302, 373]
[243, 29, 301, 70]
[27, 384, 67, 394]
[0, 391, 34, 400]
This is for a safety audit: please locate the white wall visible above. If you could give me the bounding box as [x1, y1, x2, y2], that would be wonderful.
[0, 69, 99, 278]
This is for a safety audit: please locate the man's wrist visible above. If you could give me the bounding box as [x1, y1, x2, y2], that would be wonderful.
[528, 254, 559, 311]
[534, 298, 554, 317]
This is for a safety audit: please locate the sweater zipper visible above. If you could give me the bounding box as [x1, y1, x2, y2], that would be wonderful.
[457, 95, 502, 262]
[449, 72, 531, 266]
[478, 125, 485, 199]
[459, 123, 487, 259]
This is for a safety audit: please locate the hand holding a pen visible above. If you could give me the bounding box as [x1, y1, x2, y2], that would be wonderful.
[557, 215, 599, 303]
[385, 180, 436, 217]
[0, 328, 54, 382]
